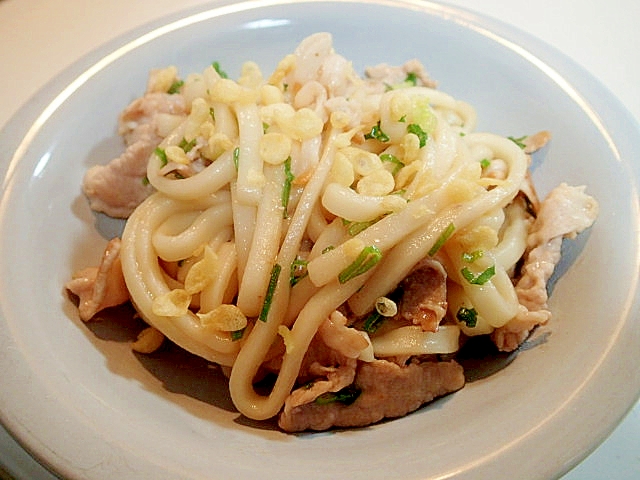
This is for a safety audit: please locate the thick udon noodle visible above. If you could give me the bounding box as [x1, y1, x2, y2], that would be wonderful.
[119, 33, 534, 421]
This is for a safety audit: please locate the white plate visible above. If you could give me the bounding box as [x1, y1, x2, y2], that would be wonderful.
[1, 0, 639, 478]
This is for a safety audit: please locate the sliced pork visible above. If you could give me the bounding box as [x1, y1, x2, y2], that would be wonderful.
[492, 183, 599, 351]
[83, 92, 188, 218]
[365, 59, 437, 90]
[278, 358, 464, 432]
[65, 237, 129, 321]
[396, 258, 448, 332]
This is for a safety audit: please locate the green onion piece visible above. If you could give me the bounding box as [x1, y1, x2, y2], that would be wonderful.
[233, 147, 240, 171]
[262, 122, 269, 133]
[282, 156, 295, 218]
[314, 385, 361, 406]
[167, 80, 184, 94]
[211, 61, 228, 79]
[407, 123, 428, 148]
[428, 223, 455, 257]
[154, 147, 168, 167]
[345, 219, 374, 236]
[141, 176, 150, 186]
[480, 158, 491, 169]
[338, 245, 382, 284]
[259, 264, 281, 322]
[364, 121, 390, 142]
[344, 215, 386, 236]
[462, 250, 484, 263]
[456, 307, 478, 327]
[461, 265, 496, 285]
[178, 137, 197, 153]
[209, 107, 216, 122]
[290, 257, 308, 287]
[363, 310, 385, 333]
[321, 245, 335, 254]
[404, 72, 418, 86]
[230, 328, 245, 341]
[380, 153, 405, 175]
[398, 115, 407, 123]
[508, 135, 527, 149]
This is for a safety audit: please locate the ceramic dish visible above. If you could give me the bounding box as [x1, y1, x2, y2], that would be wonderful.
[1, 0, 639, 478]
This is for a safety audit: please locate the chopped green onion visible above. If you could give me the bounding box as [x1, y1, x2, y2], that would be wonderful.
[380, 153, 405, 175]
[362, 310, 385, 333]
[407, 123, 428, 148]
[141, 175, 150, 186]
[179, 137, 197, 153]
[154, 147, 168, 167]
[262, 122, 269, 133]
[290, 257, 308, 287]
[230, 328, 245, 341]
[364, 121, 390, 143]
[345, 219, 375, 236]
[233, 147, 240, 171]
[259, 264, 281, 322]
[428, 223, 455, 257]
[456, 307, 478, 328]
[211, 61, 228, 79]
[209, 107, 215, 122]
[462, 250, 484, 263]
[375, 296, 397, 317]
[282, 156, 295, 218]
[480, 158, 491, 169]
[167, 80, 184, 94]
[321, 245, 335, 254]
[404, 72, 418, 86]
[461, 265, 496, 285]
[338, 245, 382, 284]
[398, 115, 407, 123]
[344, 215, 386, 236]
[315, 384, 361, 406]
[508, 135, 527, 149]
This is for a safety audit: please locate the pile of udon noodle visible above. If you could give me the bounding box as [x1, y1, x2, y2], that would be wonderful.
[66, 33, 598, 432]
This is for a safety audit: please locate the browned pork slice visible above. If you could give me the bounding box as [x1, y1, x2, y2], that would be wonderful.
[396, 258, 448, 332]
[83, 92, 188, 218]
[65, 237, 129, 321]
[278, 358, 464, 432]
[282, 359, 358, 418]
[83, 141, 156, 218]
[492, 183, 599, 351]
[522, 130, 552, 154]
[274, 311, 366, 413]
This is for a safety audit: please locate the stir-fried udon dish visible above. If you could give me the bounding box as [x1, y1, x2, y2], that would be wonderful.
[66, 33, 599, 432]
